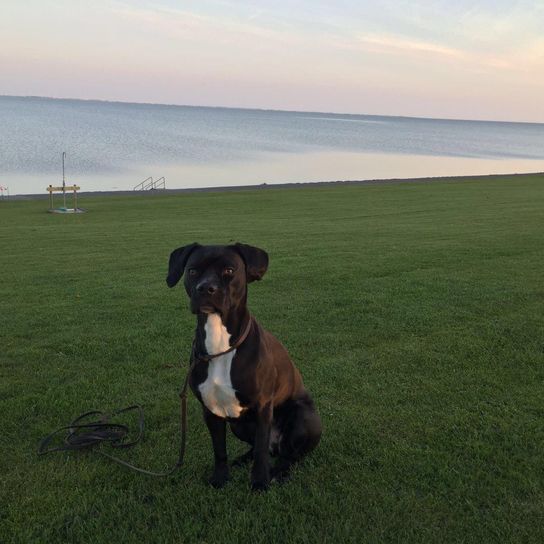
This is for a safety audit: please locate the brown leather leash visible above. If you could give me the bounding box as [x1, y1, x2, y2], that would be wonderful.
[37, 316, 253, 477]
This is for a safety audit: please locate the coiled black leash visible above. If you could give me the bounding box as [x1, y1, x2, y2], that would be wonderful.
[37, 317, 253, 476]
[37, 360, 194, 477]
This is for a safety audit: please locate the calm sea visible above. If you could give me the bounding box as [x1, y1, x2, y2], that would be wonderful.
[1, 96, 544, 195]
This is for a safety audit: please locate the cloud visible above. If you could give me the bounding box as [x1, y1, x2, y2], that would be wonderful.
[110, 2, 298, 44]
[351, 32, 543, 75]
[358, 34, 465, 59]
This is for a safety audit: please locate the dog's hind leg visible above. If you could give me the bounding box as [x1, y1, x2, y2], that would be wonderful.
[272, 393, 321, 482]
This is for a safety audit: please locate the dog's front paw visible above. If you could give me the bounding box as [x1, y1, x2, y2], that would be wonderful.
[208, 465, 229, 489]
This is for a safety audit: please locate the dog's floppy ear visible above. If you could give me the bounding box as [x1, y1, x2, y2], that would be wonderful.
[166, 243, 200, 287]
[233, 243, 269, 283]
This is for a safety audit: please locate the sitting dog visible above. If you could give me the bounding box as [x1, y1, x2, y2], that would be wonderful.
[166, 243, 321, 490]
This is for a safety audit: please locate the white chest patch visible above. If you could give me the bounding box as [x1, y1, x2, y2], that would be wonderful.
[198, 313, 244, 419]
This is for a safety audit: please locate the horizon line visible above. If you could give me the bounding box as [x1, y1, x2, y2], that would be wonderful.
[2, 94, 542, 127]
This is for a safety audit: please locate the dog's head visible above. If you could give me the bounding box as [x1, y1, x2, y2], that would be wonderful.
[166, 243, 268, 316]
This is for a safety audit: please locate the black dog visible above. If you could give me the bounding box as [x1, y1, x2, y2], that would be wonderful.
[166, 243, 321, 490]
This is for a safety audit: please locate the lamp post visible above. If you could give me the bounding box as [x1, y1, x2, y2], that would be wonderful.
[62, 151, 67, 209]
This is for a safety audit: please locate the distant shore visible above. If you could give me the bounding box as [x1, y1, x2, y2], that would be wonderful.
[6, 171, 543, 200]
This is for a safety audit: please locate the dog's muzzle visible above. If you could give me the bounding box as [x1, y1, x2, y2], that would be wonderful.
[191, 280, 222, 314]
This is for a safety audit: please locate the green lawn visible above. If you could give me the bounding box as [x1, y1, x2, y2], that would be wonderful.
[1, 174, 543, 543]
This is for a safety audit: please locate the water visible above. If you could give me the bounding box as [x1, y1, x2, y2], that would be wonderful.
[1, 95, 544, 195]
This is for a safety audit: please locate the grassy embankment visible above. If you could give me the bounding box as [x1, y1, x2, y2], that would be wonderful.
[1, 174, 543, 543]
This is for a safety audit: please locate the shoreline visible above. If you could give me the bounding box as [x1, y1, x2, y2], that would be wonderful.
[5, 171, 543, 201]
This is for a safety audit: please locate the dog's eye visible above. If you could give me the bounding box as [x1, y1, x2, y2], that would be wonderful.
[188, 268, 197, 276]
[223, 267, 234, 276]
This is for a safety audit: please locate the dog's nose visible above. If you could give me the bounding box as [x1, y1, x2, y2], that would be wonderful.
[197, 282, 218, 295]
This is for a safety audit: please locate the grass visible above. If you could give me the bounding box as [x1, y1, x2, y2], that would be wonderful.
[1, 173, 543, 543]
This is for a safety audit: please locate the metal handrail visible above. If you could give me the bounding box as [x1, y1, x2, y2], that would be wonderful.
[134, 177, 153, 191]
[133, 176, 166, 191]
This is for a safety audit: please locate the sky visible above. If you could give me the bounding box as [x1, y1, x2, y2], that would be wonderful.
[1, 0, 543, 122]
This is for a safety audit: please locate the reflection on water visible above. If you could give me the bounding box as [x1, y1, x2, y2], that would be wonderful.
[153, 151, 544, 187]
[3, 150, 543, 195]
